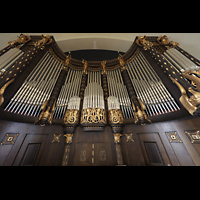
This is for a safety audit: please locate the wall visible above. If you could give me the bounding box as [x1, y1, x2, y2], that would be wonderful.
[0, 117, 200, 166]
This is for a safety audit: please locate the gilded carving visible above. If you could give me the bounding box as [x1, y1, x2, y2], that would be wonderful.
[81, 107, 106, 125]
[170, 77, 200, 115]
[125, 133, 134, 142]
[113, 133, 122, 144]
[82, 59, 88, 75]
[52, 134, 61, 143]
[185, 130, 200, 143]
[34, 98, 56, 126]
[118, 54, 127, 71]
[136, 35, 153, 51]
[65, 52, 71, 67]
[35, 35, 52, 48]
[157, 35, 179, 48]
[131, 98, 151, 125]
[108, 109, 124, 125]
[0, 78, 15, 107]
[0, 133, 19, 145]
[8, 34, 31, 48]
[101, 60, 107, 75]
[165, 131, 183, 143]
[64, 134, 73, 144]
[63, 109, 79, 125]
[182, 69, 200, 92]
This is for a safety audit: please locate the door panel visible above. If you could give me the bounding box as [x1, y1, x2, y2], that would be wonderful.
[144, 142, 164, 166]
[12, 134, 48, 166]
[138, 132, 171, 166]
[94, 143, 113, 166]
[73, 143, 92, 166]
[73, 142, 114, 166]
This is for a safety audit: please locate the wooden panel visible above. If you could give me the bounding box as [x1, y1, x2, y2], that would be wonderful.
[20, 143, 41, 166]
[94, 143, 113, 166]
[137, 132, 171, 166]
[12, 134, 48, 166]
[144, 142, 164, 166]
[73, 142, 114, 166]
[1, 118, 200, 166]
[73, 143, 92, 166]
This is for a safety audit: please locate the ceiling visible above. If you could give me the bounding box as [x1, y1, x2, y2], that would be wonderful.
[1, 33, 200, 59]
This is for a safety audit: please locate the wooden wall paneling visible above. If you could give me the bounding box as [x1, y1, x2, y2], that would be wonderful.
[68, 125, 117, 166]
[0, 120, 31, 166]
[1, 117, 200, 166]
[137, 132, 171, 166]
[12, 133, 49, 166]
[94, 143, 113, 166]
[39, 126, 64, 166]
[168, 118, 200, 166]
[0, 120, 65, 166]
[122, 124, 145, 166]
[154, 122, 180, 166]
[182, 118, 200, 161]
[159, 120, 196, 166]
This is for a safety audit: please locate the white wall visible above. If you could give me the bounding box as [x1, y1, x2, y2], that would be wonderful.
[0, 33, 200, 59]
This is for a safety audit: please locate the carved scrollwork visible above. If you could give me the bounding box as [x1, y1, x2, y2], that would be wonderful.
[63, 109, 79, 125]
[8, 34, 31, 48]
[81, 107, 106, 124]
[108, 109, 124, 125]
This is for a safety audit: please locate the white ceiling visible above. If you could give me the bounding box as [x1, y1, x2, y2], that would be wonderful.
[1, 33, 200, 59]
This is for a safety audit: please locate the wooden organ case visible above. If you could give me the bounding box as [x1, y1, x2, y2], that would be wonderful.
[1, 34, 200, 166]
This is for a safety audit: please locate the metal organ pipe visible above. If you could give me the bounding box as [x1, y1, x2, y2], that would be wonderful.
[18, 56, 61, 116]
[107, 69, 133, 119]
[139, 53, 180, 111]
[164, 48, 199, 72]
[0, 48, 24, 74]
[126, 52, 180, 116]
[4, 51, 64, 118]
[82, 71, 104, 110]
[5, 52, 50, 112]
[54, 69, 82, 119]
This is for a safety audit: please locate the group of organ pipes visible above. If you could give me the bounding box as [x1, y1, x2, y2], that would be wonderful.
[1, 34, 200, 165]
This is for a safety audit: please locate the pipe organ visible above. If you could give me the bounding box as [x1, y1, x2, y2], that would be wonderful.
[1, 34, 200, 166]
[2, 34, 200, 125]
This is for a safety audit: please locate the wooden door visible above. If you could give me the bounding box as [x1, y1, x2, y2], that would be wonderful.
[12, 134, 48, 166]
[73, 142, 113, 166]
[137, 132, 171, 166]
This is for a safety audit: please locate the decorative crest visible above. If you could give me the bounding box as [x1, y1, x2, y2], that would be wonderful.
[157, 35, 179, 48]
[8, 34, 31, 48]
